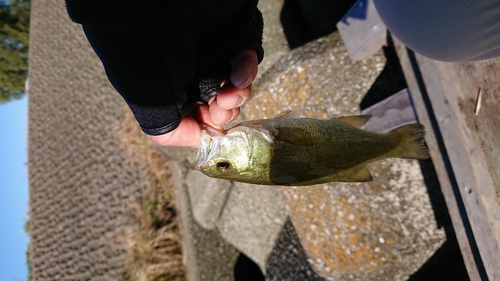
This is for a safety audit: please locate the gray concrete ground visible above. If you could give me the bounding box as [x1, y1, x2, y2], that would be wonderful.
[217, 183, 288, 274]
[28, 1, 145, 279]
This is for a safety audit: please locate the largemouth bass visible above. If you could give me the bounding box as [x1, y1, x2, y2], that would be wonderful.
[192, 110, 429, 186]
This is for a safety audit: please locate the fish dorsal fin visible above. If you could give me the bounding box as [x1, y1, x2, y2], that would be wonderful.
[275, 109, 306, 119]
[346, 167, 373, 182]
[275, 126, 312, 146]
[331, 115, 372, 129]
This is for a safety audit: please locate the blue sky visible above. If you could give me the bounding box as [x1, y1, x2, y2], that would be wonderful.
[0, 95, 30, 281]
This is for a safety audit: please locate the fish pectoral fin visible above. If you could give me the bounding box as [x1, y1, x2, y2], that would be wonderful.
[275, 126, 312, 146]
[331, 115, 372, 129]
[275, 109, 306, 119]
[345, 167, 373, 182]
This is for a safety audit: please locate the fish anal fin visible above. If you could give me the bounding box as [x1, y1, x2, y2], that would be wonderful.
[275, 109, 306, 119]
[332, 115, 372, 129]
[346, 167, 373, 182]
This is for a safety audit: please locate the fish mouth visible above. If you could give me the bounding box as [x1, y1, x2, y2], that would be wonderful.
[192, 128, 221, 171]
[192, 132, 210, 170]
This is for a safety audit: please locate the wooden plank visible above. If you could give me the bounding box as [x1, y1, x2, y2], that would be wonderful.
[415, 53, 500, 281]
[361, 88, 418, 133]
[393, 39, 482, 281]
[392, 36, 500, 281]
[392, 38, 483, 281]
[432, 61, 500, 229]
[337, 0, 387, 60]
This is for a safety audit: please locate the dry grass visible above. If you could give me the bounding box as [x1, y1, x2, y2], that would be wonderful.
[118, 109, 186, 281]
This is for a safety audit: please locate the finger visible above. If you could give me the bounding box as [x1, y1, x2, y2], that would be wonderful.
[230, 49, 258, 89]
[214, 83, 252, 110]
[195, 103, 223, 129]
[150, 116, 201, 148]
[209, 101, 239, 126]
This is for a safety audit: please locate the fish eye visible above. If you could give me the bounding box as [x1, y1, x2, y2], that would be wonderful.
[216, 161, 231, 172]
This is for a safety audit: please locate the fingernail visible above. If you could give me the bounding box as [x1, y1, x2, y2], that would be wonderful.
[232, 70, 252, 89]
[208, 96, 216, 105]
[233, 95, 247, 108]
[239, 76, 253, 89]
[216, 110, 233, 125]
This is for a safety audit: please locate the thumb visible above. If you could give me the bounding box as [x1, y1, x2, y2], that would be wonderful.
[230, 49, 258, 89]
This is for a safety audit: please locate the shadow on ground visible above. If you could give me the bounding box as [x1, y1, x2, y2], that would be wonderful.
[280, 0, 357, 49]
[234, 253, 265, 281]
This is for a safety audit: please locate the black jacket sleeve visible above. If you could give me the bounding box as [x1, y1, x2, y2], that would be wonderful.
[66, 0, 264, 135]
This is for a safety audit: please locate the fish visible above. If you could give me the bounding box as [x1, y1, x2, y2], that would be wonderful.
[192, 110, 430, 186]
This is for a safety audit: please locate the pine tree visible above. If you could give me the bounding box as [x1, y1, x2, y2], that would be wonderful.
[0, 0, 30, 104]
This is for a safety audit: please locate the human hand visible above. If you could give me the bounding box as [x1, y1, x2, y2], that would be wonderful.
[151, 49, 259, 148]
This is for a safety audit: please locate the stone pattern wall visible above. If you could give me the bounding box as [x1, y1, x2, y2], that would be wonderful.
[28, 1, 147, 280]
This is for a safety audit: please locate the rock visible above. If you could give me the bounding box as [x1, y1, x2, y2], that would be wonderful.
[171, 161, 241, 281]
[216, 183, 288, 274]
[279, 159, 446, 280]
[243, 32, 385, 121]
[186, 170, 233, 230]
[243, 32, 446, 280]
[257, 0, 289, 77]
[266, 218, 327, 281]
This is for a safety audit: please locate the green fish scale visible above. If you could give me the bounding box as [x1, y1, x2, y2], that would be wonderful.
[261, 118, 399, 185]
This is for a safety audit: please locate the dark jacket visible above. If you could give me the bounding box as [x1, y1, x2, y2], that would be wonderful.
[65, 0, 264, 135]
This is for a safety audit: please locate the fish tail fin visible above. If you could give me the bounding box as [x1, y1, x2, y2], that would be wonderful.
[389, 124, 430, 159]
